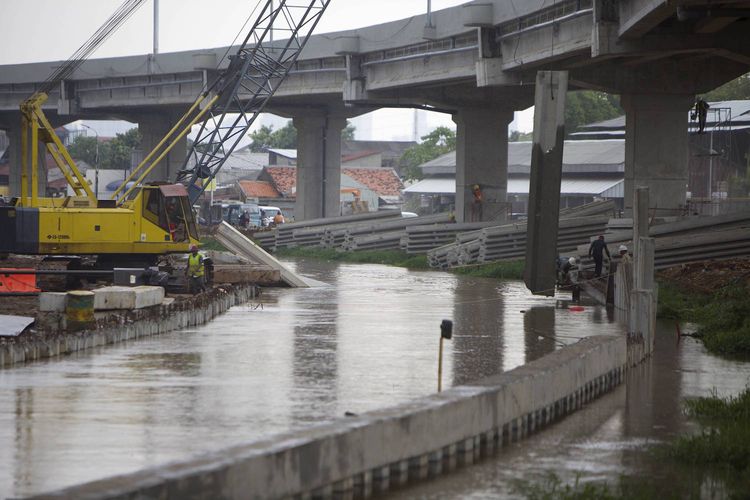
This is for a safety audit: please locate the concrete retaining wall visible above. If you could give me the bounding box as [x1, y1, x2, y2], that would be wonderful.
[0, 285, 258, 369]
[30, 334, 627, 499]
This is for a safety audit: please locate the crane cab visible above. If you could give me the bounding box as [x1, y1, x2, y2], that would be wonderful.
[0, 184, 199, 256]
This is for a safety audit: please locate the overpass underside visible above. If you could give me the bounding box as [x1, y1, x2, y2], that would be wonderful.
[1, 0, 749, 221]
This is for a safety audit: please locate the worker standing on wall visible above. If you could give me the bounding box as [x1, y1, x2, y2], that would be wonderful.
[273, 211, 285, 226]
[588, 235, 611, 278]
[470, 184, 483, 222]
[186, 244, 206, 294]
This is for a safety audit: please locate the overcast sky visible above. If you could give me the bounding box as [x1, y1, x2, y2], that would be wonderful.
[1, 0, 533, 138]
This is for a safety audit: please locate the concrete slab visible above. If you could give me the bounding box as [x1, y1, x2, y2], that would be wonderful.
[39, 292, 67, 312]
[0, 315, 34, 337]
[93, 286, 165, 311]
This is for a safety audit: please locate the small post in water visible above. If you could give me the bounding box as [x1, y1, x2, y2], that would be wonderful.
[438, 319, 453, 392]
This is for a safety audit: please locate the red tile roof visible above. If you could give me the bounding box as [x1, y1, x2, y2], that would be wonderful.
[238, 180, 280, 199]
[343, 167, 403, 196]
[265, 166, 297, 197]
[262, 165, 403, 198]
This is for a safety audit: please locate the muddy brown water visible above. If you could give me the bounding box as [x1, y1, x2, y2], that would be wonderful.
[0, 258, 746, 498]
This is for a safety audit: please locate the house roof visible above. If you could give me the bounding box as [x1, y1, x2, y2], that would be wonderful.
[342, 167, 403, 196]
[341, 150, 380, 163]
[404, 177, 624, 197]
[238, 180, 280, 199]
[265, 166, 297, 197]
[341, 140, 416, 159]
[268, 148, 297, 160]
[421, 140, 626, 176]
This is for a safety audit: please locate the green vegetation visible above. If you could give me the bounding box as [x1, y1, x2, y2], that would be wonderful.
[451, 260, 525, 280]
[198, 237, 228, 252]
[401, 126, 456, 181]
[565, 91, 623, 133]
[702, 72, 750, 101]
[666, 389, 750, 492]
[511, 473, 683, 500]
[248, 120, 355, 152]
[274, 247, 528, 280]
[658, 281, 750, 358]
[275, 247, 430, 270]
[68, 128, 142, 170]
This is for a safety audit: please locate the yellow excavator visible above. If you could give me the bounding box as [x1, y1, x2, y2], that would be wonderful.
[0, 0, 330, 265]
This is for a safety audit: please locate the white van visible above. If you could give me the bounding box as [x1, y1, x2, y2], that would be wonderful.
[259, 206, 284, 227]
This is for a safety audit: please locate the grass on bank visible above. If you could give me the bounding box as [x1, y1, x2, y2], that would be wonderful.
[658, 281, 750, 358]
[274, 247, 525, 280]
[667, 388, 750, 477]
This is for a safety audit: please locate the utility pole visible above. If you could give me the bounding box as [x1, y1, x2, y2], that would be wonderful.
[80, 123, 99, 198]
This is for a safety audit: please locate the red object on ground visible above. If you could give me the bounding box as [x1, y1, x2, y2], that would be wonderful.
[0, 269, 41, 293]
[569, 305, 585, 312]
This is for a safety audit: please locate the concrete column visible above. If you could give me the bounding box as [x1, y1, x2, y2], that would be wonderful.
[524, 71, 568, 296]
[293, 114, 346, 221]
[622, 93, 693, 216]
[453, 108, 513, 223]
[3, 122, 47, 200]
[136, 114, 187, 183]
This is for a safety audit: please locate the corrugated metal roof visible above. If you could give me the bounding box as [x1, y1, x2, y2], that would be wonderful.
[403, 178, 455, 194]
[421, 140, 625, 175]
[405, 177, 623, 196]
[268, 148, 297, 159]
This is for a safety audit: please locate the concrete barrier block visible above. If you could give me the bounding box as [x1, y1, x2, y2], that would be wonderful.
[39, 292, 67, 312]
[93, 286, 165, 310]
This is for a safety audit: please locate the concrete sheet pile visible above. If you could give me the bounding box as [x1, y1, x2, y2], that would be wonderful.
[428, 208, 613, 270]
[401, 222, 498, 254]
[337, 213, 453, 252]
[575, 211, 750, 271]
[275, 211, 401, 249]
[214, 222, 309, 288]
[428, 215, 609, 269]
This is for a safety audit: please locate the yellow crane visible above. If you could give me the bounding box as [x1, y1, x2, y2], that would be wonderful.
[1, 0, 330, 264]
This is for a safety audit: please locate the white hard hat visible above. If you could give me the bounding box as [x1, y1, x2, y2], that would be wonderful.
[619, 245, 628, 252]
[568, 257, 576, 265]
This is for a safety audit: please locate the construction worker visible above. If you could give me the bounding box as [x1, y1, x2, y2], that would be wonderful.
[186, 244, 206, 294]
[693, 99, 710, 134]
[588, 235, 611, 278]
[618, 244, 632, 265]
[273, 211, 285, 226]
[470, 184, 483, 221]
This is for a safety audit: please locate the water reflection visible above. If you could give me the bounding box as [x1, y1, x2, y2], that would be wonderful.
[389, 320, 750, 499]
[0, 258, 625, 498]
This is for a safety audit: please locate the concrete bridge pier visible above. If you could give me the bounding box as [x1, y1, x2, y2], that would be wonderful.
[293, 114, 346, 221]
[621, 93, 694, 216]
[453, 108, 514, 223]
[133, 113, 187, 184]
[0, 116, 48, 200]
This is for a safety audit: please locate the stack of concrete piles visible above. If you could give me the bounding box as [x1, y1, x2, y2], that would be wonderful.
[576, 211, 750, 271]
[426, 200, 616, 270]
[257, 211, 402, 251]
[339, 213, 453, 252]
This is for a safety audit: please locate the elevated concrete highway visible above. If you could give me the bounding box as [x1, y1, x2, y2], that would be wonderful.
[1, 0, 749, 220]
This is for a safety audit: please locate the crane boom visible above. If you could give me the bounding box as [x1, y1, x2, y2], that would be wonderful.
[176, 0, 331, 204]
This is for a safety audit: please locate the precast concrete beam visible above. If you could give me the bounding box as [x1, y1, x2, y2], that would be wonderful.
[524, 71, 568, 297]
[452, 107, 513, 223]
[294, 113, 346, 221]
[621, 93, 693, 216]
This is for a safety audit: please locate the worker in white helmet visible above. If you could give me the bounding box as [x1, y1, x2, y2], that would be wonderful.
[618, 244, 632, 265]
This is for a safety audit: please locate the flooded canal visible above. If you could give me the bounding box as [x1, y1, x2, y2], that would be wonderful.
[389, 321, 750, 499]
[0, 257, 745, 498]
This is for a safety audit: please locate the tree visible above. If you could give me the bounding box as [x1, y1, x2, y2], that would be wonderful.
[342, 121, 356, 141]
[508, 130, 533, 142]
[565, 91, 622, 133]
[400, 126, 456, 181]
[104, 128, 142, 170]
[249, 119, 355, 152]
[67, 135, 99, 166]
[703, 72, 750, 101]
